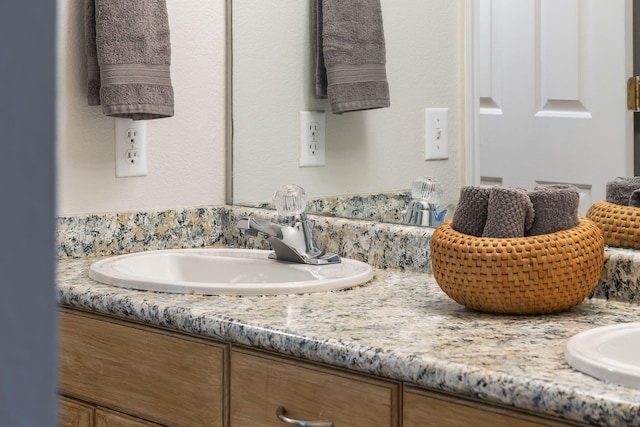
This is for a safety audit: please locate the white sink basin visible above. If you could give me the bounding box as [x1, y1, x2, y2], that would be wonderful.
[89, 248, 373, 296]
[565, 323, 640, 389]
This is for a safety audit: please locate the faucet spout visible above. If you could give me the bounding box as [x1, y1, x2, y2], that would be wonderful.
[237, 217, 283, 239]
[237, 214, 340, 265]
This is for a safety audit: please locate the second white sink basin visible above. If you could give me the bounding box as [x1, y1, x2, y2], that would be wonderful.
[89, 248, 374, 296]
[565, 323, 640, 389]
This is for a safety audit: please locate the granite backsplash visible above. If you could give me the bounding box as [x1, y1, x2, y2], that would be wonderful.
[57, 205, 640, 304]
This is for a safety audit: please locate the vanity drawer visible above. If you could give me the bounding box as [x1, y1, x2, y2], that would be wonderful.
[403, 386, 584, 427]
[95, 407, 164, 427]
[59, 396, 94, 427]
[230, 348, 400, 426]
[58, 310, 226, 427]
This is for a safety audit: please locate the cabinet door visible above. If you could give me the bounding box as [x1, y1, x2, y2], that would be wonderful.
[59, 310, 227, 427]
[95, 408, 163, 427]
[403, 386, 584, 427]
[230, 348, 400, 427]
[59, 396, 94, 427]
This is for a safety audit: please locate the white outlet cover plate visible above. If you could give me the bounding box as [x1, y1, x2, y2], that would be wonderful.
[115, 118, 147, 177]
[299, 111, 326, 167]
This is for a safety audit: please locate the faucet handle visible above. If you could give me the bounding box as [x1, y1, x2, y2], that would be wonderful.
[273, 184, 307, 218]
[412, 176, 443, 205]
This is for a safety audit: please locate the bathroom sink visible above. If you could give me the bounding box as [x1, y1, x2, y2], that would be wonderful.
[89, 248, 373, 295]
[565, 323, 640, 389]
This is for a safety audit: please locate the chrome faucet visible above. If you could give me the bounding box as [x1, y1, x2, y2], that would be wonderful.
[403, 176, 455, 227]
[404, 200, 455, 227]
[237, 185, 341, 265]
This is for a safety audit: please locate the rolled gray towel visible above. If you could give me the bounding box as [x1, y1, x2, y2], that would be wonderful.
[630, 189, 640, 208]
[482, 187, 534, 238]
[606, 177, 640, 206]
[451, 186, 489, 237]
[526, 184, 579, 236]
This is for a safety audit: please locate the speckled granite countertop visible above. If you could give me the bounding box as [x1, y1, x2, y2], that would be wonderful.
[57, 255, 640, 427]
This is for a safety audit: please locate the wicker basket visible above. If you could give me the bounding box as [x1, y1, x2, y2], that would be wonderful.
[430, 217, 604, 314]
[586, 200, 640, 249]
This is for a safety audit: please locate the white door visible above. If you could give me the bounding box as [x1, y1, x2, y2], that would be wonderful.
[479, 0, 633, 214]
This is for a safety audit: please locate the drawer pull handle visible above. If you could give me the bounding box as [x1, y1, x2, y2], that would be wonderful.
[276, 406, 334, 427]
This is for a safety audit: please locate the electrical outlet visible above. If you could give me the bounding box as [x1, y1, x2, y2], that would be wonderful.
[115, 118, 147, 177]
[126, 128, 139, 144]
[425, 108, 449, 160]
[299, 111, 326, 167]
[125, 149, 139, 165]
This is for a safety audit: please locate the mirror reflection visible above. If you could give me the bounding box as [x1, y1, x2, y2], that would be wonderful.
[232, 0, 635, 224]
[232, 0, 463, 223]
[477, 0, 632, 215]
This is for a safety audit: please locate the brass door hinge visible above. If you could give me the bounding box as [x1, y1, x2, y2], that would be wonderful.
[627, 76, 640, 112]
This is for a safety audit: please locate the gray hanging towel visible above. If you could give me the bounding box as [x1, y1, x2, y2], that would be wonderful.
[85, 0, 174, 120]
[313, 0, 390, 114]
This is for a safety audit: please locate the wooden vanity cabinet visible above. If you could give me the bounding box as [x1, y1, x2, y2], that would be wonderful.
[230, 347, 401, 426]
[59, 396, 95, 427]
[59, 309, 590, 427]
[403, 385, 586, 427]
[58, 310, 227, 427]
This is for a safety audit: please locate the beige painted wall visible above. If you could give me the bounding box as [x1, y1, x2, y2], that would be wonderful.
[233, 0, 464, 205]
[56, 0, 227, 215]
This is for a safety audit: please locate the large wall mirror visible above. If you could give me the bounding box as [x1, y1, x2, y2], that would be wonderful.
[231, 0, 465, 220]
[231, 0, 635, 221]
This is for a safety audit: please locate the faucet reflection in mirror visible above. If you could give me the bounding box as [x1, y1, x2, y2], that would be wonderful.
[403, 177, 455, 227]
[237, 185, 341, 265]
